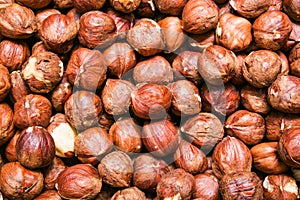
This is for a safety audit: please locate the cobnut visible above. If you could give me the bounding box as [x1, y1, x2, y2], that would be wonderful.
[188, 31, 215, 50]
[49, 76, 72, 112]
[43, 157, 67, 190]
[9, 70, 30, 103]
[283, 0, 300, 22]
[230, 53, 247, 85]
[229, 0, 270, 18]
[36, 9, 61, 30]
[0, 103, 14, 146]
[111, 187, 147, 200]
[16, 0, 51, 9]
[73, 0, 106, 13]
[5, 130, 20, 162]
[0, 64, 10, 101]
[193, 174, 219, 200]
[155, 0, 186, 15]
[35, 190, 62, 200]
[53, 0, 73, 9]
[109, 0, 141, 13]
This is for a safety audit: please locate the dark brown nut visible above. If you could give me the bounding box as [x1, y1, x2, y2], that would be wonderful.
[133, 56, 173, 85]
[98, 151, 133, 187]
[133, 154, 169, 192]
[289, 42, 300, 63]
[0, 64, 10, 101]
[74, 127, 113, 165]
[43, 157, 67, 190]
[156, 168, 195, 200]
[188, 31, 215, 50]
[36, 9, 61, 30]
[95, 185, 117, 200]
[241, 85, 271, 115]
[98, 112, 115, 132]
[193, 174, 219, 200]
[225, 110, 265, 146]
[0, 39, 30, 72]
[268, 75, 300, 113]
[198, 45, 236, 85]
[39, 14, 78, 54]
[291, 168, 300, 182]
[243, 50, 282, 88]
[78, 11, 116, 49]
[102, 79, 135, 115]
[212, 136, 252, 179]
[109, 0, 141, 13]
[182, 0, 218, 34]
[229, 0, 270, 18]
[263, 174, 298, 200]
[155, 0, 186, 15]
[16, 126, 55, 169]
[172, 51, 203, 86]
[64, 90, 103, 131]
[53, 0, 73, 9]
[142, 120, 180, 157]
[56, 164, 102, 200]
[200, 83, 240, 116]
[265, 111, 300, 141]
[127, 18, 165, 56]
[13, 94, 52, 129]
[168, 80, 202, 116]
[220, 171, 263, 200]
[216, 13, 252, 52]
[35, 190, 62, 200]
[5, 130, 20, 162]
[0, 162, 44, 200]
[47, 113, 78, 158]
[181, 113, 224, 150]
[268, 0, 283, 10]
[251, 142, 289, 174]
[174, 140, 208, 174]
[74, 0, 106, 13]
[283, 0, 300, 21]
[134, 0, 155, 17]
[66, 48, 107, 91]
[111, 187, 146, 200]
[16, 0, 51, 9]
[103, 43, 136, 78]
[109, 118, 142, 153]
[0, 103, 14, 146]
[131, 83, 172, 119]
[278, 128, 300, 168]
[0, 3, 36, 39]
[21, 51, 64, 94]
[253, 11, 292, 50]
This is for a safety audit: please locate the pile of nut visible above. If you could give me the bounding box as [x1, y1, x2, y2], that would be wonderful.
[0, 0, 299, 199]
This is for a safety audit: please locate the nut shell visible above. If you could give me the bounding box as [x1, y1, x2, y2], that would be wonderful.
[229, 0, 270, 18]
[0, 64, 10, 101]
[0, 103, 14, 146]
[111, 187, 146, 200]
[193, 174, 219, 200]
[74, 0, 106, 13]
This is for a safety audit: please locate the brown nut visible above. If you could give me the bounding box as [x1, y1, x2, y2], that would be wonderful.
[155, 0, 186, 15]
[36, 9, 61, 31]
[9, 70, 30, 104]
[98, 151, 133, 187]
[56, 164, 102, 200]
[182, 0, 219, 34]
[216, 13, 252, 52]
[13, 94, 52, 130]
[112, 187, 146, 200]
[268, 75, 300, 113]
[268, 0, 283, 10]
[193, 174, 219, 200]
[188, 30, 215, 50]
[109, 0, 141, 13]
[134, 0, 156, 17]
[156, 168, 195, 200]
[253, 11, 292, 50]
[78, 11, 116, 49]
[243, 50, 282, 88]
[220, 171, 263, 200]
[43, 157, 67, 190]
[283, 0, 300, 22]
[98, 112, 115, 132]
[0, 103, 14, 146]
[225, 110, 265, 146]
[35, 190, 62, 200]
[263, 174, 298, 200]
[0, 162, 44, 200]
[53, 0, 73, 9]
[231, 53, 247, 85]
[212, 136, 252, 179]
[127, 18, 165, 56]
[133, 56, 173, 85]
[198, 45, 236, 85]
[5, 130, 20, 162]
[229, 0, 270, 18]
[250, 142, 289, 174]
[74, 0, 106, 13]
[0, 64, 10, 101]
[0, 3, 36, 39]
[16, 0, 51, 9]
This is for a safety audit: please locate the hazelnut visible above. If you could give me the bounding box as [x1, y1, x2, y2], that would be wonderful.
[47, 113, 78, 158]
[290, 59, 300, 77]
[243, 50, 282, 88]
[289, 42, 300, 63]
[43, 157, 67, 190]
[250, 142, 289, 174]
[253, 11, 292, 50]
[216, 13, 252, 52]
[193, 174, 219, 200]
[74, 127, 113, 165]
[200, 83, 240, 116]
[56, 164, 102, 199]
[16, 0, 51, 9]
[36, 9, 61, 30]
[50, 76, 72, 112]
[182, 0, 219, 34]
[0, 3, 36, 39]
[109, 0, 141, 13]
[198, 45, 236, 85]
[66, 48, 107, 91]
[109, 117, 142, 153]
[220, 171, 263, 200]
[229, 0, 270, 18]
[188, 31, 215, 50]
[155, 0, 187, 15]
[98, 151, 133, 187]
[127, 18, 165, 56]
[212, 136, 252, 179]
[39, 14, 78, 54]
[64, 90, 103, 131]
[98, 112, 115, 132]
[66, 8, 81, 27]
[21, 51, 64, 93]
[78, 11, 117, 49]
[133, 56, 173, 85]
[111, 187, 147, 200]
[74, 0, 106, 13]
[134, 0, 156, 17]
[0, 162, 44, 200]
[35, 190, 62, 200]
[53, 0, 73, 9]
[13, 94, 52, 130]
[268, 75, 300, 113]
[283, 0, 300, 22]
[0, 64, 10, 101]
[103, 43, 136, 78]
[218, 2, 234, 17]
[0, 103, 14, 146]
[156, 168, 195, 200]
[181, 112, 224, 151]
[263, 174, 298, 200]
[5, 130, 20, 162]
[133, 154, 169, 192]
[9, 70, 31, 103]
[268, 0, 283, 10]
[168, 80, 202, 116]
